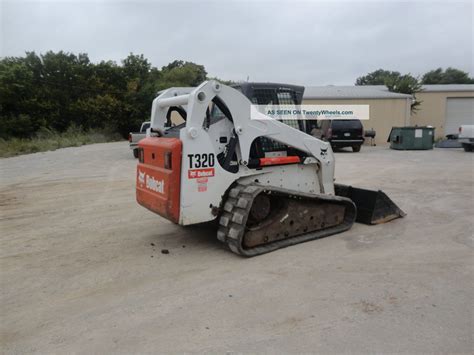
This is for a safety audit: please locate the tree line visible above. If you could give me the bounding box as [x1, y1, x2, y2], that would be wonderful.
[356, 68, 473, 111]
[0, 51, 209, 139]
[1, 50, 472, 140]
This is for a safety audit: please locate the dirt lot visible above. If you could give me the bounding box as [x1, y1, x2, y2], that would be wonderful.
[1, 142, 472, 353]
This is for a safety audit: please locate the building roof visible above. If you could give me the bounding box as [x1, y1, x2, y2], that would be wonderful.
[303, 85, 412, 100]
[421, 84, 474, 92]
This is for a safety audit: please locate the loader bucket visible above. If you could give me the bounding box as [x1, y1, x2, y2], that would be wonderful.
[334, 184, 406, 225]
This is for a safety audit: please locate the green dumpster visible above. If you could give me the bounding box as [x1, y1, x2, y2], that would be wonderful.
[388, 126, 435, 150]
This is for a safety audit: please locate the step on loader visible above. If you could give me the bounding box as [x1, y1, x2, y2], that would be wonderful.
[136, 81, 405, 256]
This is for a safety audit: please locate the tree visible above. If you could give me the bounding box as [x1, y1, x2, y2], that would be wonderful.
[356, 69, 422, 112]
[0, 52, 48, 137]
[422, 67, 474, 84]
[207, 76, 236, 86]
[0, 51, 216, 139]
[385, 74, 422, 112]
[159, 60, 207, 88]
[355, 69, 401, 86]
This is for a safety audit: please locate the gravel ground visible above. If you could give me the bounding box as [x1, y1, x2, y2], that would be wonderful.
[1, 142, 472, 353]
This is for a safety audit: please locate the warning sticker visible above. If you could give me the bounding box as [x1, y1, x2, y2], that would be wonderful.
[188, 168, 215, 179]
[197, 177, 209, 192]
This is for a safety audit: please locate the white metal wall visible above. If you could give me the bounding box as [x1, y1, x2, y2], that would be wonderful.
[445, 98, 474, 136]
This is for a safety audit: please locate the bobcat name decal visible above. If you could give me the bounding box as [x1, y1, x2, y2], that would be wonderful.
[138, 170, 165, 194]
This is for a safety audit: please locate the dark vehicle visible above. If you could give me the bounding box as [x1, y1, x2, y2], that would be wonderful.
[312, 119, 365, 152]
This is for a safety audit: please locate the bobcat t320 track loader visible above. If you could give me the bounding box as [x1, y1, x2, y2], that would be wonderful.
[136, 81, 405, 256]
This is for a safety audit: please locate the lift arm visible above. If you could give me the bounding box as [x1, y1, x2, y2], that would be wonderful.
[149, 81, 336, 194]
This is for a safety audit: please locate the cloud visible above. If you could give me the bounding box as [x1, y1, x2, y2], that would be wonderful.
[1, 0, 473, 85]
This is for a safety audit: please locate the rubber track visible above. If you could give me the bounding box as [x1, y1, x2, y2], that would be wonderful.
[217, 182, 356, 256]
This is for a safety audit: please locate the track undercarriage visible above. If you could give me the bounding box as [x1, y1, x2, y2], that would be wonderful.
[217, 183, 357, 256]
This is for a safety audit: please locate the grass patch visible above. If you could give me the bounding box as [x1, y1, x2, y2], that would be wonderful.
[0, 126, 123, 158]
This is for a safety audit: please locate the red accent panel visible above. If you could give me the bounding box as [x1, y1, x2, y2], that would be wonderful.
[259, 156, 300, 166]
[136, 137, 181, 223]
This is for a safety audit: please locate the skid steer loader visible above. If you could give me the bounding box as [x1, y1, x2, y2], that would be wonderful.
[136, 81, 405, 256]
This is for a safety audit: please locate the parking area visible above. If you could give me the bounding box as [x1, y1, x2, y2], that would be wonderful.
[1, 142, 472, 353]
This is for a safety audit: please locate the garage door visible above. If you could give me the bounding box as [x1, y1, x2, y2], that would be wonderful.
[445, 98, 474, 136]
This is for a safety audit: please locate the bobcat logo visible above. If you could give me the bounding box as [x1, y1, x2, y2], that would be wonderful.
[138, 170, 145, 185]
[137, 170, 165, 194]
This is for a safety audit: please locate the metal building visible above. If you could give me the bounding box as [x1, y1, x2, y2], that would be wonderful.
[302, 84, 474, 145]
[302, 86, 412, 146]
[412, 85, 474, 139]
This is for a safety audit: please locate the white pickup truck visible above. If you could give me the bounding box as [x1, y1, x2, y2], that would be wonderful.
[129, 121, 150, 158]
[458, 125, 474, 152]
